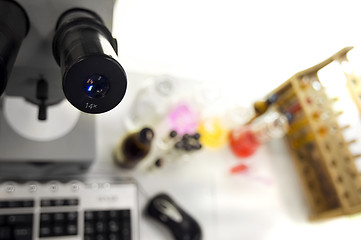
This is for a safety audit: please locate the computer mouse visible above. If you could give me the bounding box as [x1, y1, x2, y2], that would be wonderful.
[146, 193, 202, 240]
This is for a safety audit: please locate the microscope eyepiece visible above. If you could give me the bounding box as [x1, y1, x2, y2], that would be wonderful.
[0, 0, 29, 96]
[83, 74, 110, 99]
[53, 8, 127, 114]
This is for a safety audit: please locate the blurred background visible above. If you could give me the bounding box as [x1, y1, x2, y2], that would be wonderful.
[99, 0, 361, 239]
[114, 0, 361, 98]
[2, 0, 361, 239]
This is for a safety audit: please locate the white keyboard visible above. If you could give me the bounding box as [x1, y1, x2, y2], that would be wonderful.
[0, 177, 139, 240]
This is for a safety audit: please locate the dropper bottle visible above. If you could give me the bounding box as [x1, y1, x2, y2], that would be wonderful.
[114, 127, 155, 169]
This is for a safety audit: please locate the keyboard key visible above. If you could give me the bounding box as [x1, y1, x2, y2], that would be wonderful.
[39, 225, 52, 238]
[0, 201, 9, 209]
[95, 221, 106, 233]
[0, 215, 6, 225]
[7, 214, 33, 224]
[65, 198, 79, 206]
[84, 222, 95, 235]
[120, 222, 131, 231]
[67, 212, 78, 222]
[120, 222, 131, 240]
[5, 184, 15, 193]
[120, 210, 130, 219]
[121, 234, 131, 240]
[109, 221, 119, 233]
[85, 211, 94, 221]
[40, 199, 52, 207]
[52, 199, 65, 206]
[49, 183, 59, 193]
[96, 234, 106, 240]
[85, 236, 95, 240]
[109, 233, 120, 240]
[0, 227, 11, 240]
[53, 213, 65, 222]
[8, 201, 22, 208]
[66, 224, 78, 235]
[109, 211, 120, 219]
[53, 225, 65, 236]
[22, 200, 34, 208]
[121, 227, 131, 236]
[40, 213, 52, 223]
[96, 211, 107, 220]
[13, 227, 32, 240]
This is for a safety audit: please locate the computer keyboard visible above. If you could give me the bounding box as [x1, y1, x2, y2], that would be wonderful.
[0, 178, 139, 240]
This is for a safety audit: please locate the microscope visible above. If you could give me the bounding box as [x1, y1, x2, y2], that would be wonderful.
[0, 0, 127, 178]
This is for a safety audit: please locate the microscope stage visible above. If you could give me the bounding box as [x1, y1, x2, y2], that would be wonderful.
[0, 97, 95, 178]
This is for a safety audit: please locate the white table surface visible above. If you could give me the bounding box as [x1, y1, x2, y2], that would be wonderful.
[95, 0, 361, 239]
[90, 72, 360, 240]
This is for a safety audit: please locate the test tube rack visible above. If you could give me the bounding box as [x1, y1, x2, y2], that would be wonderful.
[263, 47, 361, 221]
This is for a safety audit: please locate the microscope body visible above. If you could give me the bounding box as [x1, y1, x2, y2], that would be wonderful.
[0, 0, 118, 178]
[8, 0, 116, 105]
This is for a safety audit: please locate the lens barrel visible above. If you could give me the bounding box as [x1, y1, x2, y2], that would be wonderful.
[0, 0, 29, 96]
[53, 8, 127, 114]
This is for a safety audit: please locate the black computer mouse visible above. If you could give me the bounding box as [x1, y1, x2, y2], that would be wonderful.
[146, 193, 202, 240]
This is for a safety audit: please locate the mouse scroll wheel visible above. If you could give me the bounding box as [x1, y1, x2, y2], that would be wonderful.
[155, 199, 183, 223]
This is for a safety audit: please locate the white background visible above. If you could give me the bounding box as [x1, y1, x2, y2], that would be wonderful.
[113, 0, 361, 100]
[99, 0, 361, 239]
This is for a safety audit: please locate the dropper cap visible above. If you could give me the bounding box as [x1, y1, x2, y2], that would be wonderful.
[138, 127, 155, 144]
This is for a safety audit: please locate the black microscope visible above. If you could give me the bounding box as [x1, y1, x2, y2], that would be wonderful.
[0, 0, 127, 178]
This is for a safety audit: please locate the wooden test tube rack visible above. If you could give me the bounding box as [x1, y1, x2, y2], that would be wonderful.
[263, 47, 361, 221]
